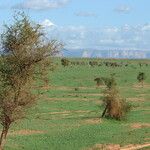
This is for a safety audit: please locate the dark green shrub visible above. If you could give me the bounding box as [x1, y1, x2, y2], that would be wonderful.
[61, 58, 70, 67]
[74, 87, 79, 91]
[137, 72, 146, 87]
[94, 77, 104, 87]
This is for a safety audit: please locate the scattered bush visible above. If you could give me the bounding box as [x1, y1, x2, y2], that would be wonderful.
[137, 72, 146, 87]
[101, 76, 130, 120]
[74, 87, 79, 91]
[61, 58, 70, 67]
[94, 77, 104, 87]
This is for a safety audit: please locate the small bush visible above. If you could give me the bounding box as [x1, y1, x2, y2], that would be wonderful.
[61, 58, 70, 67]
[101, 77, 130, 120]
[137, 72, 146, 87]
[74, 87, 79, 91]
[94, 77, 104, 87]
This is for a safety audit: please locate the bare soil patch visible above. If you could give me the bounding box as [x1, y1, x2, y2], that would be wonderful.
[9, 130, 45, 136]
[78, 86, 98, 90]
[131, 123, 150, 129]
[39, 110, 91, 118]
[35, 85, 74, 91]
[87, 144, 120, 150]
[37, 85, 102, 91]
[48, 110, 90, 115]
[68, 93, 103, 97]
[54, 86, 74, 90]
[45, 97, 95, 101]
[87, 143, 150, 150]
[81, 118, 102, 125]
[121, 143, 150, 150]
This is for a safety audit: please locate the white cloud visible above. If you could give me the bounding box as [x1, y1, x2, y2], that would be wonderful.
[115, 5, 131, 13]
[41, 19, 56, 28]
[13, 0, 70, 10]
[42, 23, 150, 50]
[142, 24, 150, 31]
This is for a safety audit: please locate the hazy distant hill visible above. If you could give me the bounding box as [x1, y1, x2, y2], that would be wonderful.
[61, 49, 150, 59]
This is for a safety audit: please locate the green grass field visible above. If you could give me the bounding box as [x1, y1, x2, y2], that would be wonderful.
[3, 58, 150, 150]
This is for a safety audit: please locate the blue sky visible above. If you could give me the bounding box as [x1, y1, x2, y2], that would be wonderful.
[0, 0, 150, 50]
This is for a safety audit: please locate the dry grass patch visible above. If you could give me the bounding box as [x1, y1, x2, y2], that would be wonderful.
[143, 111, 150, 115]
[132, 107, 150, 111]
[45, 96, 101, 102]
[121, 143, 150, 150]
[145, 138, 150, 141]
[38, 110, 91, 117]
[131, 123, 150, 129]
[94, 100, 103, 105]
[87, 143, 150, 150]
[81, 118, 102, 125]
[39, 86, 101, 91]
[48, 110, 90, 115]
[138, 93, 147, 97]
[132, 83, 150, 89]
[68, 93, 103, 97]
[45, 97, 90, 101]
[87, 144, 120, 150]
[78, 86, 98, 90]
[53, 86, 74, 91]
[9, 130, 46, 136]
[126, 97, 145, 102]
[36, 85, 74, 91]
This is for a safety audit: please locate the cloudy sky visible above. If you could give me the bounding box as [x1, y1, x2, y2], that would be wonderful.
[0, 0, 150, 50]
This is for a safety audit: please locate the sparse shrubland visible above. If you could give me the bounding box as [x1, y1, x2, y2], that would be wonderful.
[0, 12, 149, 150]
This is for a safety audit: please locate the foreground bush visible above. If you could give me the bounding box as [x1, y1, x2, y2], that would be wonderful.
[101, 77, 130, 120]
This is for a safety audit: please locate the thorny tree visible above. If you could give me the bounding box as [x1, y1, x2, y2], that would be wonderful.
[0, 12, 62, 149]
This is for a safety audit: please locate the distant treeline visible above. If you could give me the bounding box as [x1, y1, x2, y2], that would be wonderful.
[61, 58, 149, 67]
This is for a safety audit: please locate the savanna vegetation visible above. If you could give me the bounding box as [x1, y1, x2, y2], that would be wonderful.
[0, 13, 150, 150]
[0, 57, 149, 150]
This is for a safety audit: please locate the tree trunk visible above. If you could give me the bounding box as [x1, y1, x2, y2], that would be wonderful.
[4, 127, 9, 140]
[0, 128, 5, 150]
[0, 126, 9, 150]
[101, 106, 108, 118]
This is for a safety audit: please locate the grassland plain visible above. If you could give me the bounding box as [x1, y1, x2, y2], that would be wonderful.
[3, 58, 150, 150]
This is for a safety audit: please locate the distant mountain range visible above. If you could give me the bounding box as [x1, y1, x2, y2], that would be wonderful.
[61, 49, 150, 59]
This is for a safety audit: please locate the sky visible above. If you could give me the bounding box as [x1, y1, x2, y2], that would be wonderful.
[0, 0, 150, 50]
